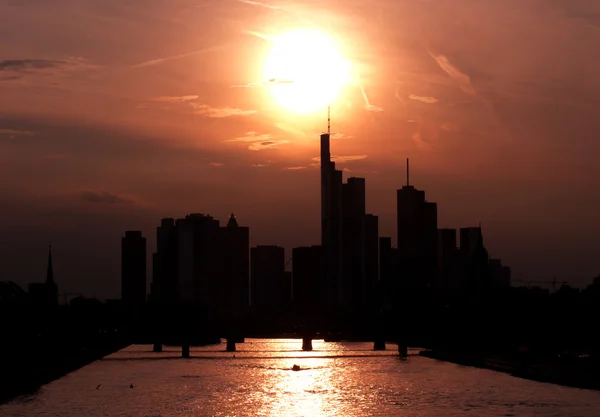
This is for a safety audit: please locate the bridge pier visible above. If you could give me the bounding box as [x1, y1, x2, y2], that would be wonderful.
[226, 339, 236, 352]
[398, 343, 408, 358]
[302, 337, 313, 351]
[374, 340, 386, 351]
[182, 343, 190, 358]
[153, 343, 163, 353]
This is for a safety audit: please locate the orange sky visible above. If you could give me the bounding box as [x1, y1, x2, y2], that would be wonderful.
[1, 0, 600, 297]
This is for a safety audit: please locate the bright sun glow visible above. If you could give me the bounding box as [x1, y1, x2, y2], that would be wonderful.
[264, 28, 351, 114]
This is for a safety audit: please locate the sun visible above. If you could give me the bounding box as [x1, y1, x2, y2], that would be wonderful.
[263, 28, 351, 114]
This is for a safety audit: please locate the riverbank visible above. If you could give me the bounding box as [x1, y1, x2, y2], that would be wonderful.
[420, 349, 600, 390]
[0, 336, 130, 405]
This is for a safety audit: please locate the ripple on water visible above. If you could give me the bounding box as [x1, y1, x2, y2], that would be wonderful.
[1, 340, 600, 417]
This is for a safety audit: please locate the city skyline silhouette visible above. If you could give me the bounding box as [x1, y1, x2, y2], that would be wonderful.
[3, 0, 600, 412]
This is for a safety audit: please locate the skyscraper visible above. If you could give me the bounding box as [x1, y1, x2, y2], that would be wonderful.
[364, 214, 379, 310]
[121, 231, 147, 308]
[221, 213, 250, 314]
[292, 245, 324, 315]
[396, 159, 438, 289]
[320, 120, 343, 309]
[251, 245, 285, 313]
[342, 177, 366, 312]
[151, 218, 178, 303]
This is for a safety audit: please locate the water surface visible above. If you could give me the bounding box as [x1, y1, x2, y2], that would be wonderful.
[3, 339, 600, 416]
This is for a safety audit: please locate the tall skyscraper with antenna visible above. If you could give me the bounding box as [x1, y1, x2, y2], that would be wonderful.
[320, 106, 344, 308]
[396, 159, 438, 289]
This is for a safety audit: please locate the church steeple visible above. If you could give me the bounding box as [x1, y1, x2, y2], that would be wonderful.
[46, 244, 54, 284]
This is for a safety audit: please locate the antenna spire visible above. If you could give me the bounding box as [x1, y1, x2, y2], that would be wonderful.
[406, 158, 410, 186]
[327, 105, 330, 135]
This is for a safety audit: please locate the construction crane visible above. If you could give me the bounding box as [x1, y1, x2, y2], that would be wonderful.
[513, 276, 567, 292]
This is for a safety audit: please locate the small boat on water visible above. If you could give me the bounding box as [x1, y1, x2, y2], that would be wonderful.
[292, 365, 301, 371]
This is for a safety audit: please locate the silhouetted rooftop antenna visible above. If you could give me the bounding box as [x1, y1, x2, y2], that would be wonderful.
[406, 158, 410, 186]
[327, 105, 330, 135]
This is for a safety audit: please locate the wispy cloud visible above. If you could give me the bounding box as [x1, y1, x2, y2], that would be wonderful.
[411, 131, 432, 151]
[246, 31, 278, 42]
[237, 0, 281, 10]
[43, 153, 68, 160]
[131, 46, 226, 68]
[231, 78, 294, 88]
[77, 191, 136, 205]
[0, 57, 97, 80]
[285, 166, 308, 170]
[429, 53, 477, 97]
[209, 162, 224, 167]
[312, 155, 368, 163]
[193, 104, 257, 118]
[252, 163, 268, 167]
[360, 85, 383, 112]
[226, 131, 289, 151]
[441, 122, 461, 132]
[0, 129, 34, 138]
[331, 132, 354, 140]
[409, 94, 439, 104]
[152, 95, 199, 103]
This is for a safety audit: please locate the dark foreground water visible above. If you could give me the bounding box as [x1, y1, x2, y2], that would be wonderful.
[2, 339, 600, 416]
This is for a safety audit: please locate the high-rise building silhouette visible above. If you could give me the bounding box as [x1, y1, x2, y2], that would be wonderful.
[221, 213, 250, 314]
[29, 245, 58, 307]
[437, 228, 461, 294]
[251, 245, 285, 313]
[121, 231, 147, 308]
[320, 114, 344, 309]
[176, 214, 221, 303]
[364, 214, 379, 310]
[459, 226, 490, 291]
[489, 258, 511, 289]
[292, 245, 324, 315]
[170, 213, 249, 314]
[151, 218, 178, 304]
[396, 159, 438, 289]
[342, 177, 366, 312]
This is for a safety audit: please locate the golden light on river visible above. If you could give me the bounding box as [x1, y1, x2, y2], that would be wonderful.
[263, 28, 351, 114]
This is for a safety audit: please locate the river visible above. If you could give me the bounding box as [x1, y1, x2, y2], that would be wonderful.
[2, 339, 599, 416]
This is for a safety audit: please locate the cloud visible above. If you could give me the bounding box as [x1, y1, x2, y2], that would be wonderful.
[193, 104, 257, 118]
[285, 166, 308, 170]
[312, 155, 368, 163]
[441, 122, 461, 132]
[130, 46, 227, 68]
[246, 31, 279, 42]
[409, 94, 439, 104]
[429, 53, 478, 97]
[252, 163, 268, 167]
[209, 162, 224, 167]
[226, 132, 290, 151]
[411, 131, 432, 151]
[331, 132, 354, 140]
[0, 57, 97, 79]
[77, 191, 136, 205]
[43, 154, 68, 160]
[231, 78, 294, 88]
[152, 95, 199, 103]
[0, 129, 34, 138]
[237, 0, 281, 10]
[360, 85, 383, 112]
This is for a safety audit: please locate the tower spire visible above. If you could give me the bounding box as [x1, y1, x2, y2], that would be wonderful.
[46, 244, 54, 284]
[406, 158, 410, 186]
[327, 105, 330, 136]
